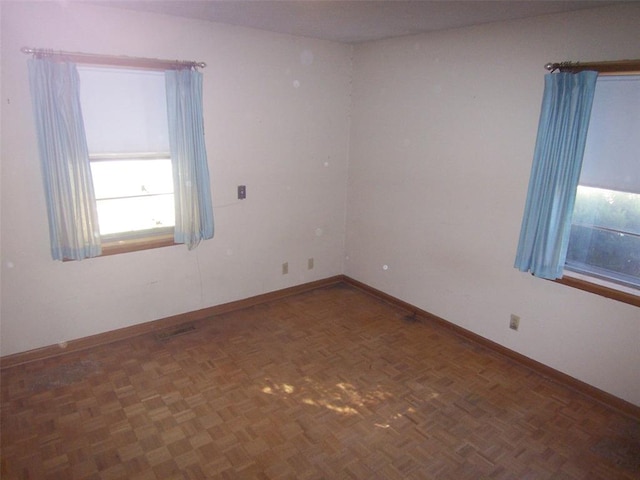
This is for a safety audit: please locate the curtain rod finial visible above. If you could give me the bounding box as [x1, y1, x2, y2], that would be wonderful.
[544, 63, 554, 71]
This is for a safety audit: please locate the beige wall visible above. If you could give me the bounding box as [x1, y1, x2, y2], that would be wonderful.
[1, 1, 639, 406]
[346, 4, 640, 405]
[0, 1, 352, 355]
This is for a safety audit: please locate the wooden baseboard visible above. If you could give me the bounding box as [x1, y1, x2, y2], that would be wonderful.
[2, 273, 637, 419]
[342, 275, 640, 420]
[0, 275, 344, 369]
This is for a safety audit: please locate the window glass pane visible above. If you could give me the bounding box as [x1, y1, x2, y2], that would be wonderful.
[567, 186, 640, 288]
[91, 159, 173, 200]
[96, 195, 175, 236]
[566, 73, 640, 290]
[78, 67, 170, 154]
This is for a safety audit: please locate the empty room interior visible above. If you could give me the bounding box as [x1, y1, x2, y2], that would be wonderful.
[1, 1, 639, 478]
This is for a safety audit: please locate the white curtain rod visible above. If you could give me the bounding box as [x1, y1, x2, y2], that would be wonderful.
[21, 47, 206, 70]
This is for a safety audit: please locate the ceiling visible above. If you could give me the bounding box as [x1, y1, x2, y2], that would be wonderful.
[95, 0, 618, 44]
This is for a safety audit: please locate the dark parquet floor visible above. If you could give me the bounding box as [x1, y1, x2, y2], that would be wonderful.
[1, 283, 638, 479]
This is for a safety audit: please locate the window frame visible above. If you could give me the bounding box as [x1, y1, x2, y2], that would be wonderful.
[100, 232, 177, 257]
[78, 65, 178, 256]
[555, 276, 640, 308]
[556, 61, 640, 307]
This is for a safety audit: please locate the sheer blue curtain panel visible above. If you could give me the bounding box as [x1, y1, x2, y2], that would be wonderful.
[28, 58, 102, 260]
[165, 68, 214, 249]
[514, 71, 598, 279]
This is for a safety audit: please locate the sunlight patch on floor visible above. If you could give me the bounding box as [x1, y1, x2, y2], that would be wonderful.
[258, 376, 441, 429]
[260, 377, 392, 416]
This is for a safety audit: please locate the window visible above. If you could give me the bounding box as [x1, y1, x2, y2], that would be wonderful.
[514, 60, 639, 307]
[78, 67, 175, 251]
[565, 75, 640, 291]
[27, 52, 213, 261]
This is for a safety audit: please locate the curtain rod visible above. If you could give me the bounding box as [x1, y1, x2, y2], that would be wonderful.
[544, 59, 640, 74]
[21, 47, 206, 70]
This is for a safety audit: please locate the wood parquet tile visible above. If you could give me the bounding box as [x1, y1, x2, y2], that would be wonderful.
[1, 284, 639, 479]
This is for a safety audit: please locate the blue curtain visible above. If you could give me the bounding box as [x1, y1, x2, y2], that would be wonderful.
[165, 69, 214, 249]
[514, 71, 598, 279]
[28, 58, 102, 261]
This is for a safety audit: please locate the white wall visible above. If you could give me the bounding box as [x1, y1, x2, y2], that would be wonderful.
[0, 2, 352, 356]
[346, 4, 640, 406]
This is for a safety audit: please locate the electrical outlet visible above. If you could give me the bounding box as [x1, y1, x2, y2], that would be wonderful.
[237, 185, 246, 199]
[509, 314, 520, 331]
[282, 262, 288, 275]
[308, 258, 314, 270]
